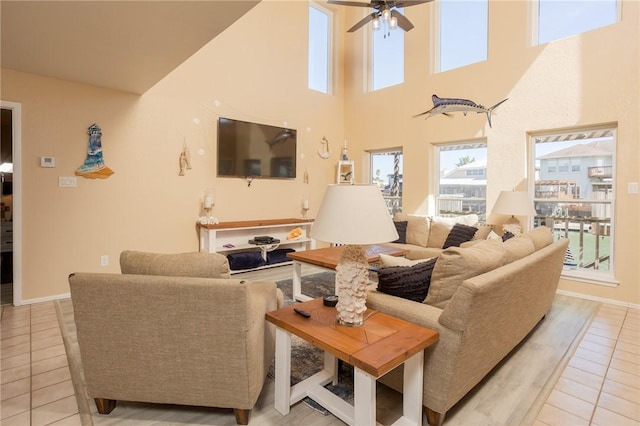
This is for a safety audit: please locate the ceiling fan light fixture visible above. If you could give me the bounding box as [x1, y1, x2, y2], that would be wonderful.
[389, 16, 398, 30]
[381, 8, 391, 22]
[372, 17, 381, 30]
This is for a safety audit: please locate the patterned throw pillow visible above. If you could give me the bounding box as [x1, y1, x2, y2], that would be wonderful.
[443, 223, 479, 249]
[376, 258, 437, 302]
[502, 231, 515, 242]
[392, 221, 408, 244]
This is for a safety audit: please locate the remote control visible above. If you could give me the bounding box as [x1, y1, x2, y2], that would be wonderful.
[293, 307, 311, 318]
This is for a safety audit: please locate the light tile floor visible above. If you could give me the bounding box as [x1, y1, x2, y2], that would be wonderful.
[1, 300, 638, 426]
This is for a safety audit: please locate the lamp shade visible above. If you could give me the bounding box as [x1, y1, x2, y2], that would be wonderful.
[492, 191, 537, 217]
[310, 184, 398, 245]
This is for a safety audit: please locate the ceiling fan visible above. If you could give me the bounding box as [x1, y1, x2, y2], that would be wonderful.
[328, 0, 433, 34]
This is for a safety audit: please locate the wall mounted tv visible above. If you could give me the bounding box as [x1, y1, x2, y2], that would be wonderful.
[217, 117, 297, 179]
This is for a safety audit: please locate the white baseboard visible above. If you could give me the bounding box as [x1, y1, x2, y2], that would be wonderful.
[18, 292, 71, 306]
[557, 289, 640, 311]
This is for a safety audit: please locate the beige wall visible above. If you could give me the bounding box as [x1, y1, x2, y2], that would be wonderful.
[1, 1, 345, 301]
[343, 1, 639, 306]
[2, 1, 638, 306]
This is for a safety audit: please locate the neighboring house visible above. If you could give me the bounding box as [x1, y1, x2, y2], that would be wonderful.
[536, 140, 614, 218]
[438, 159, 487, 217]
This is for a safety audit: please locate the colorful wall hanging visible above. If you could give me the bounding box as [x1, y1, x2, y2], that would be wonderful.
[75, 123, 114, 179]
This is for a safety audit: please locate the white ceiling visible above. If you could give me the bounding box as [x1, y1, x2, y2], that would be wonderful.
[1, 1, 260, 94]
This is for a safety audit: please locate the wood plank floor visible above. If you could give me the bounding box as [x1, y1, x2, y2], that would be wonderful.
[1, 264, 638, 425]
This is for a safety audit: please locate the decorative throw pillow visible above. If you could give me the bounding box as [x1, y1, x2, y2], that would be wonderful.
[392, 221, 408, 244]
[502, 231, 515, 242]
[427, 215, 479, 248]
[443, 223, 478, 249]
[376, 257, 437, 303]
[487, 230, 502, 240]
[473, 223, 494, 240]
[379, 253, 434, 267]
[394, 213, 430, 247]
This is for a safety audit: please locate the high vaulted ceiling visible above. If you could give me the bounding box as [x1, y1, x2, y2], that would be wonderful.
[1, 1, 260, 94]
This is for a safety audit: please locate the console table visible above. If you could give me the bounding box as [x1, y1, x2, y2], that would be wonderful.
[197, 218, 315, 273]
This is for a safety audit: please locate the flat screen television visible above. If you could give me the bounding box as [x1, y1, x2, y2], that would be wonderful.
[217, 117, 297, 179]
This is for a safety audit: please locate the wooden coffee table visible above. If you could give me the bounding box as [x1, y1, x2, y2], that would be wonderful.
[266, 298, 439, 426]
[287, 244, 407, 301]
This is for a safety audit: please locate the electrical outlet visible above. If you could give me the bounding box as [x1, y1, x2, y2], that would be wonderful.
[100, 255, 109, 266]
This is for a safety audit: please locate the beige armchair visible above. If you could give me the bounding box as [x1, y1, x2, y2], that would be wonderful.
[68, 251, 283, 425]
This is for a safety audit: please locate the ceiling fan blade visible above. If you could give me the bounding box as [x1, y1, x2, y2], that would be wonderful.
[347, 12, 378, 32]
[395, 0, 433, 7]
[327, 0, 376, 7]
[391, 9, 414, 31]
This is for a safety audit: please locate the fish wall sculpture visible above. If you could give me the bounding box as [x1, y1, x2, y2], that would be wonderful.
[414, 94, 508, 128]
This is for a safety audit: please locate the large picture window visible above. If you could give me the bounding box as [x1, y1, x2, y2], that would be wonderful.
[437, 0, 488, 72]
[530, 127, 615, 277]
[534, 0, 619, 45]
[434, 142, 487, 221]
[369, 149, 403, 214]
[309, 4, 331, 93]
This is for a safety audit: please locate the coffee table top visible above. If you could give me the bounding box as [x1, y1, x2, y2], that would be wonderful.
[266, 298, 439, 377]
[286, 244, 406, 270]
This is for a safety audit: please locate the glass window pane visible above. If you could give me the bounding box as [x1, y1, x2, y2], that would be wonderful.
[439, 0, 488, 72]
[372, 11, 404, 90]
[309, 5, 330, 93]
[370, 150, 403, 214]
[538, 0, 617, 45]
[533, 129, 615, 273]
[436, 143, 487, 220]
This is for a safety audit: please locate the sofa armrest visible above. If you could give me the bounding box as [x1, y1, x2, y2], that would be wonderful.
[366, 288, 444, 332]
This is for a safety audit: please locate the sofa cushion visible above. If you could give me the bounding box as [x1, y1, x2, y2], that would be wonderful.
[425, 240, 506, 309]
[428, 214, 479, 248]
[520, 226, 554, 251]
[503, 236, 535, 263]
[392, 221, 408, 244]
[394, 213, 430, 247]
[443, 223, 478, 249]
[120, 251, 230, 279]
[473, 223, 494, 240]
[376, 257, 437, 302]
[379, 253, 434, 267]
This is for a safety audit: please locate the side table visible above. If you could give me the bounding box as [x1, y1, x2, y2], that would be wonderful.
[265, 298, 439, 426]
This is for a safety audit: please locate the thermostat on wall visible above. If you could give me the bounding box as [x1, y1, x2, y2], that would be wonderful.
[40, 156, 55, 168]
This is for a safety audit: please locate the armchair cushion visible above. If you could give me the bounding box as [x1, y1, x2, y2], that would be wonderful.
[120, 251, 230, 279]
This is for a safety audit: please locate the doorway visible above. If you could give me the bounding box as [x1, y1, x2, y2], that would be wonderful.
[1, 101, 21, 306]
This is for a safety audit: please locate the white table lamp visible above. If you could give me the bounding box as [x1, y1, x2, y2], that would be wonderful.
[492, 190, 536, 233]
[310, 184, 398, 326]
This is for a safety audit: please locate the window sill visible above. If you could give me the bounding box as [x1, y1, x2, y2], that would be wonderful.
[561, 268, 619, 287]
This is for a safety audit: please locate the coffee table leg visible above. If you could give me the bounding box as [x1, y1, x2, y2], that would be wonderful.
[274, 328, 292, 415]
[354, 368, 376, 426]
[402, 351, 425, 426]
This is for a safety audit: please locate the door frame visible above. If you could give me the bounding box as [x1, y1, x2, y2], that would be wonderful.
[1, 101, 22, 306]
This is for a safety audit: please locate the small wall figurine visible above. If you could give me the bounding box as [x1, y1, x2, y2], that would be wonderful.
[179, 140, 192, 176]
[75, 123, 114, 179]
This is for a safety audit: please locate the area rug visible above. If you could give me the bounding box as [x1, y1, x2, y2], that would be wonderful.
[55, 272, 601, 426]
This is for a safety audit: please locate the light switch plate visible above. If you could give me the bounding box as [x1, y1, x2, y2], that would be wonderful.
[40, 156, 55, 168]
[59, 176, 77, 187]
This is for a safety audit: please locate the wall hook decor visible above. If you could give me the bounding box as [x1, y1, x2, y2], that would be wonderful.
[317, 136, 331, 159]
[75, 123, 114, 179]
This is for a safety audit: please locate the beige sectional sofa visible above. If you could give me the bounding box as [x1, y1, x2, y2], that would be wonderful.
[69, 251, 283, 425]
[367, 226, 569, 426]
[385, 213, 495, 259]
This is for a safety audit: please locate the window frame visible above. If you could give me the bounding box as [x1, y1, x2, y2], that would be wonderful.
[528, 126, 618, 285]
[432, 140, 488, 221]
[434, 0, 489, 73]
[529, 0, 621, 47]
[367, 148, 404, 215]
[308, 2, 333, 94]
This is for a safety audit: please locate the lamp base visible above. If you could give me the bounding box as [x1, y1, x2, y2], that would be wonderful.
[335, 245, 369, 327]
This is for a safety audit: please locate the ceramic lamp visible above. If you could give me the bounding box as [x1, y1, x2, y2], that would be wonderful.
[310, 184, 398, 326]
